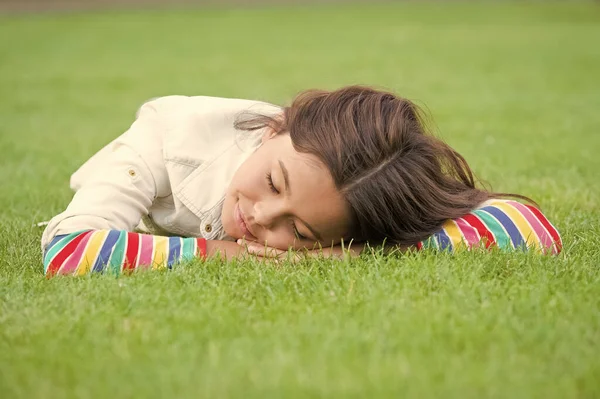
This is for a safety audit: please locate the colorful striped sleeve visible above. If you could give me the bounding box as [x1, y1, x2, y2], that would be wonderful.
[43, 230, 207, 277]
[416, 200, 562, 255]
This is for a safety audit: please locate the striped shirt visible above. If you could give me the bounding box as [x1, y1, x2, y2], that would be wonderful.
[43, 230, 207, 277]
[417, 199, 562, 254]
[42, 199, 561, 277]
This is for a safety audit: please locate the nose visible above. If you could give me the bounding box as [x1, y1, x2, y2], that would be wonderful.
[253, 199, 285, 228]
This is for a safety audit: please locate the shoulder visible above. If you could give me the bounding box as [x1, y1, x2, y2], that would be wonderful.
[138, 95, 280, 122]
[140, 95, 281, 157]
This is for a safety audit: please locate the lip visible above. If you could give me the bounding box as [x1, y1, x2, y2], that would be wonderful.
[235, 203, 257, 241]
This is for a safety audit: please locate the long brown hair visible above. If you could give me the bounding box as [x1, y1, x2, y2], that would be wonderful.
[236, 86, 533, 245]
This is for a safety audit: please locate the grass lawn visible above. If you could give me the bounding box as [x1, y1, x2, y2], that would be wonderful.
[1, 1, 599, 397]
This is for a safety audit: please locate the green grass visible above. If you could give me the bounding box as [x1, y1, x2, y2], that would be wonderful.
[1, 1, 599, 397]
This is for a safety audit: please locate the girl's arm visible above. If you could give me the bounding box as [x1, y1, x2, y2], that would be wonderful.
[42, 99, 170, 251]
[44, 230, 243, 277]
[42, 97, 246, 276]
[416, 199, 562, 254]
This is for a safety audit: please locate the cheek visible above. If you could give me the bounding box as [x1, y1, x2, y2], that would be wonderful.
[264, 236, 292, 250]
[233, 165, 265, 199]
[234, 176, 258, 200]
[261, 225, 295, 249]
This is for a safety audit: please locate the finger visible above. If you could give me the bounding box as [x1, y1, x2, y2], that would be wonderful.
[246, 244, 284, 258]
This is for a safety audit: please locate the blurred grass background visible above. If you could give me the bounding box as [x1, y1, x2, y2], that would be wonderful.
[1, 1, 599, 398]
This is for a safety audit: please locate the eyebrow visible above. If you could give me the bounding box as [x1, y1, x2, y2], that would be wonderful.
[278, 160, 291, 194]
[278, 159, 324, 242]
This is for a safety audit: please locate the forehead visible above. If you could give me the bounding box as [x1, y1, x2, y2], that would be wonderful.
[274, 138, 350, 242]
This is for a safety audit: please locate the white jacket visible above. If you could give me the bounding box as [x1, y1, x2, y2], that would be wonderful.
[41, 95, 281, 251]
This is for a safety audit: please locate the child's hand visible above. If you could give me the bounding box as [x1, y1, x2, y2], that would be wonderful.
[237, 239, 363, 262]
[237, 239, 289, 261]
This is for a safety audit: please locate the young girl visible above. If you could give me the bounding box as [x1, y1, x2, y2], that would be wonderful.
[42, 86, 562, 276]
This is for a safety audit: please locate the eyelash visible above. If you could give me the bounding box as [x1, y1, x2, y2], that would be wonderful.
[266, 172, 306, 240]
[265, 172, 279, 194]
[291, 221, 306, 240]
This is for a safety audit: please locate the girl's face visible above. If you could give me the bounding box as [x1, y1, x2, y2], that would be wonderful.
[222, 131, 351, 250]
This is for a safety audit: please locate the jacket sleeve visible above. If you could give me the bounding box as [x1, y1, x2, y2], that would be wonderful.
[416, 200, 562, 255]
[41, 98, 174, 254]
[43, 230, 207, 276]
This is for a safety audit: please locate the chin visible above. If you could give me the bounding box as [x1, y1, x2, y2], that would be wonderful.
[222, 218, 239, 240]
[220, 200, 238, 239]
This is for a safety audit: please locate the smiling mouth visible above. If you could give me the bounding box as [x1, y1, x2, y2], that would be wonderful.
[235, 203, 257, 241]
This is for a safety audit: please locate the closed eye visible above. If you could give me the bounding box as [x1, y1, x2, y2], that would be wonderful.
[291, 220, 307, 240]
[265, 172, 279, 194]
[267, 170, 310, 241]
